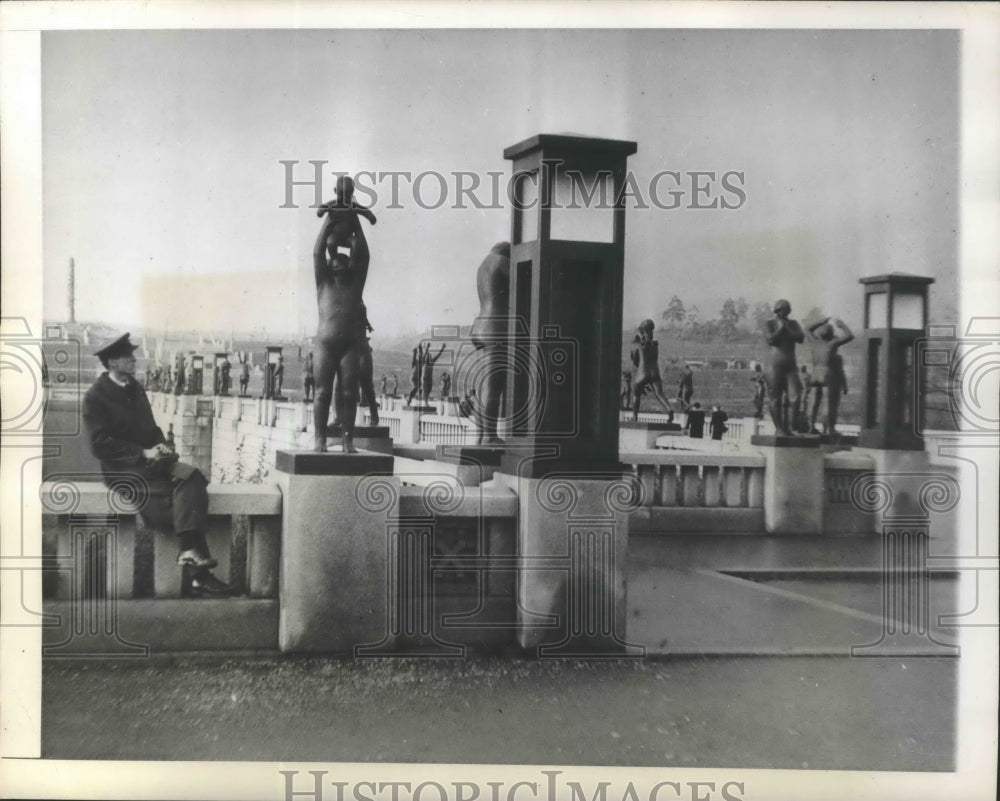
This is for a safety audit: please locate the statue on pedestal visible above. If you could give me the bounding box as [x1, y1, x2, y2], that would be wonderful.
[630, 319, 675, 422]
[406, 344, 423, 406]
[272, 354, 284, 399]
[620, 370, 632, 411]
[359, 336, 379, 425]
[312, 175, 375, 452]
[750, 363, 767, 419]
[380, 374, 388, 397]
[440, 371, 451, 399]
[807, 316, 854, 437]
[677, 364, 694, 411]
[173, 354, 186, 396]
[391, 373, 399, 397]
[301, 352, 315, 402]
[470, 241, 510, 445]
[763, 299, 805, 435]
[238, 352, 251, 396]
[421, 342, 446, 403]
[220, 357, 231, 396]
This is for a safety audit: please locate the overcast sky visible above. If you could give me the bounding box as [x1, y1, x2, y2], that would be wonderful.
[42, 28, 958, 339]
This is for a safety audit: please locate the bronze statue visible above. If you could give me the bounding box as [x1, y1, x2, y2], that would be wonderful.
[630, 319, 674, 423]
[220, 357, 231, 396]
[272, 354, 284, 398]
[807, 316, 854, 437]
[359, 336, 379, 425]
[406, 344, 423, 406]
[763, 299, 805, 435]
[391, 373, 399, 397]
[440, 371, 451, 398]
[301, 351, 315, 402]
[238, 352, 251, 396]
[620, 369, 632, 410]
[750, 363, 766, 420]
[312, 175, 374, 453]
[470, 242, 511, 445]
[173, 354, 186, 396]
[677, 364, 694, 411]
[421, 342, 446, 403]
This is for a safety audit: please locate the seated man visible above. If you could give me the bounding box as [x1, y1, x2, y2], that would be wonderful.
[82, 334, 235, 597]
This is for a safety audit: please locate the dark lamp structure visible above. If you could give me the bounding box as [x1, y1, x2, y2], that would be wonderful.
[858, 273, 934, 450]
[501, 134, 637, 476]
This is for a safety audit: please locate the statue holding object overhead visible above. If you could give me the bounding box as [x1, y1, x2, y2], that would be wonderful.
[806, 316, 854, 438]
[470, 241, 511, 445]
[763, 299, 805, 436]
[312, 175, 376, 453]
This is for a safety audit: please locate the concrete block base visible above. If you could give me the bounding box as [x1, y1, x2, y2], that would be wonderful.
[276, 458, 397, 653]
[756, 438, 824, 533]
[42, 599, 278, 654]
[505, 473, 639, 656]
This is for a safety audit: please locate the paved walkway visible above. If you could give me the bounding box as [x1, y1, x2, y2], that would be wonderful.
[41, 539, 960, 769]
[43, 653, 955, 769]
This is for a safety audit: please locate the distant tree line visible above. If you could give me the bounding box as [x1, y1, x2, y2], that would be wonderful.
[660, 295, 824, 343]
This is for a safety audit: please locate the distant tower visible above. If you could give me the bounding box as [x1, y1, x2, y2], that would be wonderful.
[68, 257, 76, 323]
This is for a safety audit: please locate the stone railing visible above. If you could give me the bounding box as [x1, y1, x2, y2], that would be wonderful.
[418, 415, 477, 445]
[622, 450, 766, 533]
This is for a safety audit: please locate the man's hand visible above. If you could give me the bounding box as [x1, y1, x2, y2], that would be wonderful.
[143, 444, 176, 461]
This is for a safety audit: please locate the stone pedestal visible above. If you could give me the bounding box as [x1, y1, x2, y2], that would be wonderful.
[326, 425, 393, 455]
[857, 448, 932, 521]
[275, 450, 396, 653]
[434, 445, 505, 486]
[495, 472, 639, 656]
[619, 420, 682, 450]
[751, 434, 824, 534]
[396, 408, 422, 444]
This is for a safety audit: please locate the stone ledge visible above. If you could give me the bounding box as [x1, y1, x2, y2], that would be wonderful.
[42, 599, 278, 653]
[398, 485, 518, 518]
[823, 452, 877, 470]
[751, 434, 823, 448]
[629, 507, 766, 533]
[274, 449, 394, 476]
[40, 481, 282, 516]
[621, 451, 766, 468]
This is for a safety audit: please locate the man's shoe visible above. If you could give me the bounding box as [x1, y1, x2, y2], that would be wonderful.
[177, 549, 218, 569]
[189, 571, 237, 598]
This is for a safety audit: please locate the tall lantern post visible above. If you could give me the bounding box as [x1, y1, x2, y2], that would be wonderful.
[857, 273, 934, 451]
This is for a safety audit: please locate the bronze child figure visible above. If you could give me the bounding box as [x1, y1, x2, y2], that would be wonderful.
[807, 316, 854, 438]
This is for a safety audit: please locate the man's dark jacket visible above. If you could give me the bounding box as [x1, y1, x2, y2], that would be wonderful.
[83, 373, 167, 481]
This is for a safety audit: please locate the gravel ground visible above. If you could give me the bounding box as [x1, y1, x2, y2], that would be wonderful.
[43, 654, 955, 770]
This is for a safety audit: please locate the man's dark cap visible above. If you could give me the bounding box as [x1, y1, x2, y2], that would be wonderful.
[94, 333, 139, 365]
